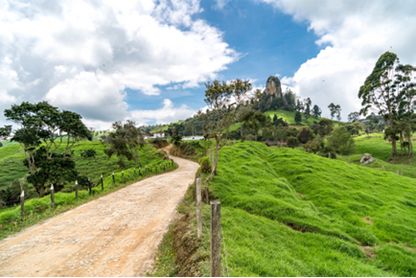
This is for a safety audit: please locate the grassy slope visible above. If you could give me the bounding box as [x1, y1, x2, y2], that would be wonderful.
[264, 109, 343, 125]
[0, 140, 163, 191]
[208, 142, 415, 276]
[337, 133, 416, 179]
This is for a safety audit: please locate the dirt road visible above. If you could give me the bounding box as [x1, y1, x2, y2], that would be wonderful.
[0, 148, 198, 277]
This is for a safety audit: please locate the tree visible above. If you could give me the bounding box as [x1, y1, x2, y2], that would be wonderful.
[348, 112, 360, 123]
[105, 120, 145, 168]
[241, 111, 268, 141]
[326, 126, 356, 155]
[204, 79, 253, 179]
[304, 97, 312, 115]
[298, 127, 315, 144]
[3, 102, 91, 174]
[312, 105, 322, 118]
[287, 136, 299, 149]
[358, 52, 404, 157]
[197, 110, 213, 155]
[294, 111, 302, 124]
[317, 118, 333, 137]
[171, 135, 183, 147]
[328, 103, 341, 121]
[0, 125, 12, 140]
[272, 114, 278, 124]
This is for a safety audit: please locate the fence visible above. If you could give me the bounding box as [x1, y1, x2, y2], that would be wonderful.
[17, 159, 176, 221]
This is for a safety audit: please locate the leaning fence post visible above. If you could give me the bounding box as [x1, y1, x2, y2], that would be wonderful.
[20, 190, 24, 221]
[50, 184, 55, 209]
[196, 178, 202, 238]
[75, 180, 78, 201]
[328, 152, 331, 159]
[210, 200, 221, 277]
[101, 174, 104, 191]
[112, 172, 115, 185]
[382, 166, 385, 171]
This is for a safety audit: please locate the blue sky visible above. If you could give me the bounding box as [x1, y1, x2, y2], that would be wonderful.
[127, 0, 322, 115]
[1, 0, 416, 129]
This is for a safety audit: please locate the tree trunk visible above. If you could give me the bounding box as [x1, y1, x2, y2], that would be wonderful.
[399, 131, 404, 155]
[392, 138, 398, 157]
[408, 119, 413, 158]
[209, 139, 220, 180]
[240, 124, 243, 140]
[204, 137, 206, 156]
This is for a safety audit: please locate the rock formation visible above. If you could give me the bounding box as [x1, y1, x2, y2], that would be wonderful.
[264, 76, 283, 98]
[360, 153, 375, 165]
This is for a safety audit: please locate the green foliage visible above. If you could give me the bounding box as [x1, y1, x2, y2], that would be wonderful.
[171, 135, 183, 146]
[198, 156, 212, 174]
[104, 120, 144, 167]
[297, 127, 314, 144]
[80, 148, 97, 158]
[207, 142, 416, 276]
[286, 136, 299, 149]
[294, 111, 302, 124]
[326, 126, 357, 155]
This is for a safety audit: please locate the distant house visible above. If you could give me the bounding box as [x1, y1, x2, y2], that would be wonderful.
[144, 133, 166, 140]
[183, 136, 204, 141]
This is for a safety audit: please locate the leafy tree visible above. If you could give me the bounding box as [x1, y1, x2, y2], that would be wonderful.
[348, 112, 360, 122]
[328, 103, 341, 121]
[303, 137, 324, 154]
[317, 118, 333, 137]
[295, 98, 304, 112]
[294, 111, 302, 124]
[283, 88, 296, 110]
[358, 52, 404, 157]
[272, 114, 278, 124]
[0, 142, 2, 147]
[197, 110, 212, 155]
[312, 105, 322, 118]
[304, 98, 312, 115]
[3, 102, 91, 174]
[81, 149, 97, 158]
[298, 127, 315, 144]
[0, 125, 12, 140]
[326, 126, 356, 155]
[345, 121, 364, 135]
[287, 136, 299, 149]
[171, 135, 183, 146]
[104, 120, 145, 168]
[204, 79, 253, 179]
[241, 111, 268, 141]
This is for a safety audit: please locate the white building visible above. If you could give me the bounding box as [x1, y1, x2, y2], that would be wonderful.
[183, 136, 204, 141]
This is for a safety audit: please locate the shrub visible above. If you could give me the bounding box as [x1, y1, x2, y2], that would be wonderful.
[326, 126, 356, 155]
[198, 156, 212, 174]
[245, 134, 255, 141]
[287, 136, 299, 149]
[298, 127, 315, 144]
[80, 149, 97, 158]
[150, 138, 169, 148]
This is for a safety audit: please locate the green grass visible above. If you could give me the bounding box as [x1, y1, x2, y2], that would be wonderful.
[336, 133, 416, 179]
[206, 142, 416, 276]
[264, 109, 343, 126]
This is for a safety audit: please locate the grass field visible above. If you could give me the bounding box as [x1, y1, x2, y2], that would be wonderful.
[204, 142, 415, 276]
[264, 109, 343, 126]
[336, 133, 416, 179]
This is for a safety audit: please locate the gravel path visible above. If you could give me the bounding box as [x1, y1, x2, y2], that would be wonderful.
[0, 148, 198, 277]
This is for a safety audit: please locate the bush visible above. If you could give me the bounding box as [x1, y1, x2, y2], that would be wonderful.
[198, 156, 212, 174]
[80, 149, 97, 158]
[298, 127, 315, 144]
[245, 134, 255, 141]
[150, 138, 169, 148]
[287, 136, 299, 149]
[303, 138, 323, 154]
[326, 126, 356, 155]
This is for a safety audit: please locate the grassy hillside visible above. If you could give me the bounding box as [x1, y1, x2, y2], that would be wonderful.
[264, 109, 343, 125]
[206, 142, 415, 276]
[0, 141, 165, 203]
[337, 133, 416, 179]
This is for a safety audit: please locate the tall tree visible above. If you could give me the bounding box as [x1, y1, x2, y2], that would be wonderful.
[348, 112, 360, 122]
[197, 110, 213, 156]
[241, 111, 268, 141]
[312, 105, 322, 118]
[105, 120, 145, 168]
[204, 79, 254, 179]
[358, 52, 405, 157]
[294, 111, 302, 124]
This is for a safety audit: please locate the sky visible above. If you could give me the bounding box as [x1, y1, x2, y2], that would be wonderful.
[1, 0, 416, 130]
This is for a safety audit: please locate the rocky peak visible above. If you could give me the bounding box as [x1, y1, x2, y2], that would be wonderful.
[264, 76, 282, 98]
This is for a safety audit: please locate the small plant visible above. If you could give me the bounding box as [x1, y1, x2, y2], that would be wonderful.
[198, 156, 212, 174]
[80, 149, 97, 158]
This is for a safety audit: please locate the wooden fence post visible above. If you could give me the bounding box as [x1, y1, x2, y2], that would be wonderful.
[196, 178, 202, 238]
[101, 174, 104, 191]
[134, 168, 136, 175]
[88, 178, 92, 195]
[122, 171, 124, 182]
[75, 180, 78, 201]
[20, 191, 24, 221]
[50, 184, 55, 209]
[206, 179, 210, 204]
[128, 169, 130, 177]
[210, 200, 221, 277]
[397, 169, 399, 175]
[112, 172, 115, 185]
[348, 158, 351, 163]
[401, 170, 403, 176]
[328, 152, 331, 159]
[382, 166, 385, 171]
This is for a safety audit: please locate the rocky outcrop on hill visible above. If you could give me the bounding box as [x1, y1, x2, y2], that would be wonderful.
[360, 153, 375, 165]
[265, 76, 283, 98]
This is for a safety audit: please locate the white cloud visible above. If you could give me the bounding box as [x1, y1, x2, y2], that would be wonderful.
[130, 99, 196, 126]
[262, 0, 416, 120]
[0, 0, 238, 128]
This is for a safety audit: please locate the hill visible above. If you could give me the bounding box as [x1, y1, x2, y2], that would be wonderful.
[264, 109, 343, 126]
[203, 142, 415, 276]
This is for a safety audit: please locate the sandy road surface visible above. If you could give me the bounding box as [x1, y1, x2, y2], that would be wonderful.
[0, 148, 198, 277]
